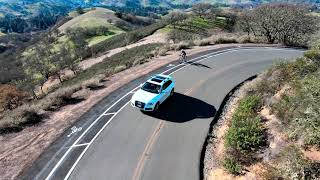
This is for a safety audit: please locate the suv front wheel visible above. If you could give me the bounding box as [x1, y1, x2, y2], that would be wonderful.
[170, 88, 174, 97]
[154, 102, 160, 111]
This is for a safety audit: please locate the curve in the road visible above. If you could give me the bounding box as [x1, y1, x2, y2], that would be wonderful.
[43, 47, 304, 180]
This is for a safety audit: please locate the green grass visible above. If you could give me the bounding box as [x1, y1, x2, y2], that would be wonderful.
[58, 7, 127, 47]
[88, 35, 116, 46]
[59, 7, 125, 36]
[174, 16, 228, 33]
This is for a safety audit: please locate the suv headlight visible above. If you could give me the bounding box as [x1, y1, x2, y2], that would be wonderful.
[147, 102, 154, 106]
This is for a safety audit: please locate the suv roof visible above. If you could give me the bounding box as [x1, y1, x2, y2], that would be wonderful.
[147, 74, 171, 85]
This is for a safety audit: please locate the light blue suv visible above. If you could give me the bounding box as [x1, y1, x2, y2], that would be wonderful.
[131, 74, 175, 111]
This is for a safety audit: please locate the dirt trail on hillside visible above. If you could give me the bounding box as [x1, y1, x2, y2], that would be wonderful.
[79, 30, 168, 70]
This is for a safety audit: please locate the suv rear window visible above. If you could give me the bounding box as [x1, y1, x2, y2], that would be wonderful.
[151, 78, 163, 83]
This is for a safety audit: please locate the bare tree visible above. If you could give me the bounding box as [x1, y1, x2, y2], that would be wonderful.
[192, 3, 213, 18]
[237, 11, 256, 37]
[164, 11, 188, 29]
[240, 4, 317, 46]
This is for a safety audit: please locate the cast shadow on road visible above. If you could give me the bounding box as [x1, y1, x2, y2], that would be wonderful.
[143, 93, 216, 123]
[186, 62, 211, 69]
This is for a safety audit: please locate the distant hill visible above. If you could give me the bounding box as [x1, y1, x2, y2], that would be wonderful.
[59, 8, 125, 32]
[1, 0, 320, 33]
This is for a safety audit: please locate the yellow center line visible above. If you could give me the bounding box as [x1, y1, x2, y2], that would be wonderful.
[131, 79, 207, 180]
[131, 60, 254, 180]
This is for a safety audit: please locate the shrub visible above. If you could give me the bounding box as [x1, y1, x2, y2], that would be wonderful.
[225, 116, 265, 153]
[223, 95, 265, 170]
[0, 105, 42, 134]
[215, 37, 238, 44]
[0, 84, 27, 112]
[272, 71, 320, 147]
[275, 145, 310, 179]
[170, 41, 193, 51]
[156, 45, 170, 56]
[304, 49, 320, 60]
[238, 35, 254, 43]
[223, 158, 242, 175]
[167, 29, 202, 43]
[232, 95, 262, 121]
[194, 38, 212, 46]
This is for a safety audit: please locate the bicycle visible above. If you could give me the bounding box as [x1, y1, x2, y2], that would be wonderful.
[179, 54, 186, 64]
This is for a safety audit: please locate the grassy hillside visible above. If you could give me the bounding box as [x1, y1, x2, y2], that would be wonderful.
[59, 7, 129, 46]
[59, 8, 125, 33]
[217, 42, 320, 178]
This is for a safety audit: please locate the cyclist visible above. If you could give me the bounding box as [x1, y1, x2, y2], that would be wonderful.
[179, 49, 187, 63]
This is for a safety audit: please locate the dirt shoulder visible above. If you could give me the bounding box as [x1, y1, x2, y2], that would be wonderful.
[0, 43, 282, 180]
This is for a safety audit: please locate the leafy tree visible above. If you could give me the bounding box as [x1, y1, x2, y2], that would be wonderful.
[66, 27, 90, 61]
[115, 11, 123, 18]
[58, 44, 80, 75]
[76, 7, 85, 15]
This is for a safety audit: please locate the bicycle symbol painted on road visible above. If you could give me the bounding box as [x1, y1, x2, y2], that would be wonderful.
[67, 126, 82, 137]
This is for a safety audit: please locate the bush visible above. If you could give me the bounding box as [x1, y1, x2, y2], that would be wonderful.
[275, 145, 310, 179]
[238, 35, 254, 43]
[0, 84, 27, 112]
[304, 49, 320, 60]
[271, 69, 320, 147]
[170, 41, 193, 51]
[225, 116, 265, 153]
[215, 37, 238, 44]
[232, 95, 262, 121]
[0, 105, 42, 134]
[223, 158, 242, 175]
[223, 95, 265, 170]
[194, 38, 212, 46]
[167, 29, 202, 43]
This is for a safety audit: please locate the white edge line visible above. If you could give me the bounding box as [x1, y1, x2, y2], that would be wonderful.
[45, 91, 134, 180]
[63, 102, 130, 180]
[45, 47, 295, 180]
[62, 48, 240, 180]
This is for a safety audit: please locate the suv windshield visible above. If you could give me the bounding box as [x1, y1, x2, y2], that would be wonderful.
[142, 82, 161, 94]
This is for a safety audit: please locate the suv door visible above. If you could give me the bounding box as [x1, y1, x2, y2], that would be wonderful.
[161, 80, 172, 101]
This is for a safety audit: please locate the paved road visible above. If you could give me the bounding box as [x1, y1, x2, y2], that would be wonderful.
[41, 48, 303, 180]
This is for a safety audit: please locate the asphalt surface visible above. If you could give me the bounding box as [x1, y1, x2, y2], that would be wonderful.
[27, 47, 303, 180]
